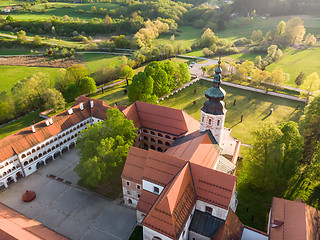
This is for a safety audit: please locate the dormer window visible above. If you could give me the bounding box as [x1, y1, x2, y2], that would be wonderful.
[154, 186, 159, 194]
[208, 119, 212, 125]
[217, 120, 220, 126]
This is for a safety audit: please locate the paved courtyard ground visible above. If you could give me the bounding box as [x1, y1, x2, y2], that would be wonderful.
[0, 150, 137, 240]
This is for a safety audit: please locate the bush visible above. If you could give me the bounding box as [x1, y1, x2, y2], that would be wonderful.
[234, 37, 252, 46]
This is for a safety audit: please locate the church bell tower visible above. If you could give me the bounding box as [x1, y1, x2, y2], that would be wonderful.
[200, 60, 226, 144]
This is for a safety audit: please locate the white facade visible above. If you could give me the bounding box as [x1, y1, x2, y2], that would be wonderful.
[199, 110, 226, 144]
[142, 179, 164, 195]
[143, 226, 173, 240]
[195, 200, 229, 220]
[241, 227, 268, 240]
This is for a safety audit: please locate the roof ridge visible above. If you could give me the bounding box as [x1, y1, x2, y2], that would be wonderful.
[188, 162, 198, 199]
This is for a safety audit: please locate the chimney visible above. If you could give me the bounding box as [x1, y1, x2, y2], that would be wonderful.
[45, 119, 50, 126]
[79, 102, 84, 111]
[68, 108, 73, 115]
[49, 118, 53, 125]
[31, 125, 35, 133]
[90, 100, 94, 109]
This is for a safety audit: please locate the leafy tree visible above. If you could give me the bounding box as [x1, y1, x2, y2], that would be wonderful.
[145, 61, 170, 97]
[0, 92, 15, 123]
[75, 108, 137, 188]
[200, 28, 218, 48]
[295, 72, 305, 86]
[271, 67, 286, 90]
[103, 15, 112, 25]
[65, 64, 89, 86]
[91, 6, 97, 13]
[79, 76, 97, 95]
[33, 35, 42, 45]
[276, 20, 286, 35]
[17, 30, 27, 44]
[251, 29, 263, 43]
[286, 17, 305, 44]
[128, 72, 157, 103]
[120, 65, 134, 85]
[304, 33, 317, 46]
[300, 72, 320, 102]
[113, 35, 130, 48]
[241, 121, 302, 192]
[42, 88, 66, 111]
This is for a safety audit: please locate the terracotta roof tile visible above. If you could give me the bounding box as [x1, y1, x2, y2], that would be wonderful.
[143, 164, 196, 239]
[136, 190, 159, 214]
[269, 197, 320, 240]
[0, 203, 68, 240]
[0, 98, 111, 163]
[142, 150, 187, 186]
[123, 102, 199, 136]
[212, 209, 243, 240]
[166, 131, 220, 168]
[190, 163, 236, 209]
[121, 147, 148, 183]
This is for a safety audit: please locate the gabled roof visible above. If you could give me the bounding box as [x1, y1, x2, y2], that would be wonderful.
[269, 197, 320, 240]
[142, 149, 187, 187]
[166, 130, 220, 168]
[143, 164, 197, 239]
[0, 203, 68, 240]
[136, 190, 159, 214]
[0, 98, 111, 163]
[122, 101, 199, 136]
[190, 163, 236, 210]
[121, 147, 148, 183]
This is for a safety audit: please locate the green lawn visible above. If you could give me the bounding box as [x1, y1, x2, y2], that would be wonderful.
[0, 65, 60, 94]
[0, 46, 34, 55]
[153, 26, 202, 48]
[82, 53, 124, 74]
[217, 15, 320, 41]
[159, 80, 303, 144]
[221, 52, 266, 63]
[266, 47, 320, 86]
[2, 2, 119, 21]
[0, 110, 43, 140]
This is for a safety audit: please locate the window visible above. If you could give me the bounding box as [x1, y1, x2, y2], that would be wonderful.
[154, 186, 159, 193]
[28, 167, 32, 170]
[165, 135, 171, 139]
[158, 133, 163, 137]
[150, 131, 155, 135]
[151, 138, 155, 142]
[138, 194, 141, 198]
[127, 190, 131, 195]
[143, 129, 148, 133]
[152, 237, 162, 240]
[126, 181, 130, 186]
[205, 206, 213, 214]
[165, 142, 170, 146]
[217, 120, 220, 126]
[136, 184, 141, 190]
[144, 136, 148, 140]
[202, 116, 204, 122]
[128, 199, 132, 204]
[208, 119, 212, 125]
[158, 140, 163, 144]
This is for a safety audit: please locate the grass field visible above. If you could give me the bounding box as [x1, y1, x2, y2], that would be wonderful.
[153, 26, 202, 48]
[0, 110, 43, 140]
[82, 53, 124, 73]
[159, 80, 303, 144]
[0, 66, 60, 94]
[217, 15, 320, 41]
[266, 47, 320, 86]
[1, 2, 119, 21]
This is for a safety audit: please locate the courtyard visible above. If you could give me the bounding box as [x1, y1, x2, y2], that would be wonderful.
[0, 150, 137, 240]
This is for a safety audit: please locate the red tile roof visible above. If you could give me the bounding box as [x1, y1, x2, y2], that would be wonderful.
[121, 147, 148, 183]
[143, 164, 197, 239]
[166, 131, 220, 169]
[136, 190, 159, 214]
[142, 150, 187, 187]
[0, 203, 68, 240]
[122, 102, 199, 136]
[0, 98, 111, 163]
[190, 163, 236, 210]
[269, 197, 320, 240]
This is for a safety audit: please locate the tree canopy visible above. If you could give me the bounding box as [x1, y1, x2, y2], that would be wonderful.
[75, 108, 137, 188]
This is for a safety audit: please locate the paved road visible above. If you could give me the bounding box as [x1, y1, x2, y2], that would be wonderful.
[0, 150, 136, 240]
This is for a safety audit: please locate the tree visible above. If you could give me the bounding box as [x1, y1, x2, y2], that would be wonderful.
[42, 88, 66, 112]
[79, 76, 97, 95]
[128, 72, 157, 103]
[304, 33, 317, 46]
[241, 121, 302, 192]
[251, 29, 263, 43]
[120, 65, 134, 85]
[276, 20, 286, 35]
[295, 72, 305, 86]
[300, 72, 320, 102]
[75, 108, 137, 188]
[286, 17, 305, 44]
[200, 28, 218, 48]
[271, 67, 286, 90]
[65, 64, 89, 86]
[91, 6, 97, 13]
[33, 35, 42, 46]
[17, 30, 27, 44]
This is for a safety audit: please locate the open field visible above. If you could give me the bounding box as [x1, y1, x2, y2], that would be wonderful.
[0, 65, 60, 94]
[153, 26, 202, 48]
[1, 2, 119, 21]
[82, 53, 124, 73]
[217, 15, 320, 41]
[159, 80, 303, 144]
[266, 47, 320, 86]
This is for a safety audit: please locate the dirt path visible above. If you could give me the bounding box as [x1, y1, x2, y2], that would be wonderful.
[0, 55, 82, 68]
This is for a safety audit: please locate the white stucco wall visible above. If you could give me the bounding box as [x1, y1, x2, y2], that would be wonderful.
[241, 227, 268, 240]
[189, 231, 210, 240]
[143, 226, 173, 240]
[195, 200, 228, 220]
[142, 180, 164, 195]
[199, 110, 226, 144]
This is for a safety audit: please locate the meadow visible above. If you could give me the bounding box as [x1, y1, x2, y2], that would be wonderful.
[82, 53, 124, 73]
[0, 2, 119, 21]
[266, 47, 320, 86]
[0, 65, 60, 94]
